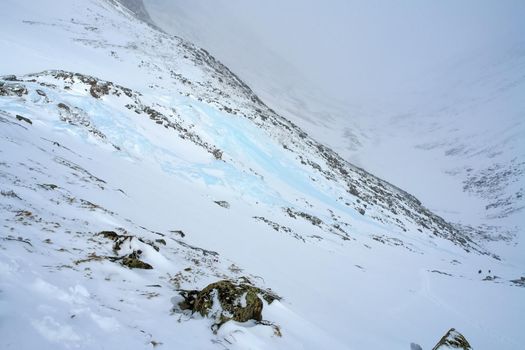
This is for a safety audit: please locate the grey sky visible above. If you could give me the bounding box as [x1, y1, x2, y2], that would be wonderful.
[146, 0, 525, 104]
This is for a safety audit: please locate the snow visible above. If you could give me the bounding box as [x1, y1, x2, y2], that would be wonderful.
[145, 0, 525, 266]
[0, 1, 524, 349]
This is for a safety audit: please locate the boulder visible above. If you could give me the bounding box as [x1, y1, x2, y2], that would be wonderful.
[176, 279, 279, 330]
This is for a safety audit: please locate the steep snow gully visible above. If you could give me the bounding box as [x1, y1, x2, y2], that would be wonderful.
[0, 0, 523, 349]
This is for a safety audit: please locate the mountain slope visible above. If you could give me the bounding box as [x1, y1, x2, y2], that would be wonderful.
[144, 0, 525, 266]
[1, 1, 524, 349]
[348, 43, 525, 265]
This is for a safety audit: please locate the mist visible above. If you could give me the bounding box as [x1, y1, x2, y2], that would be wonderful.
[145, 0, 525, 105]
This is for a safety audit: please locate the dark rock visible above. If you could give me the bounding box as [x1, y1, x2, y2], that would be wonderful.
[212, 148, 223, 160]
[38, 183, 58, 190]
[57, 102, 70, 111]
[510, 276, 525, 287]
[348, 185, 360, 197]
[0, 82, 27, 96]
[214, 200, 230, 209]
[89, 82, 111, 98]
[98, 229, 160, 253]
[482, 275, 498, 281]
[284, 207, 323, 227]
[99, 230, 120, 240]
[177, 289, 200, 311]
[98, 230, 135, 252]
[432, 328, 472, 350]
[16, 115, 32, 125]
[170, 230, 185, 238]
[1, 75, 17, 81]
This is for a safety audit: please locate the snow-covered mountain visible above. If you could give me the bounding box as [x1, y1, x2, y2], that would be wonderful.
[348, 43, 525, 264]
[144, 0, 525, 268]
[143, 0, 370, 160]
[0, 1, 523, 349]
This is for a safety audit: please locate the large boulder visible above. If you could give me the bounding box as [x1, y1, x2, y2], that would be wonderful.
[176, 279, 279, 331]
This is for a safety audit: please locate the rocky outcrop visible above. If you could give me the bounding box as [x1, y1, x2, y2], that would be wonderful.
[176, 279, 280, 331]
[214, 200, 230, 209]
[121, 250, 153, 269]
[432, 328, 472, 350]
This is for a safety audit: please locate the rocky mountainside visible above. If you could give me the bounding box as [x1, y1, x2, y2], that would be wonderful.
[144, 0, 525, 266]
[117, 0, 156, 27]
[0, 0, 524, 349]
[0, 69, 481, 252]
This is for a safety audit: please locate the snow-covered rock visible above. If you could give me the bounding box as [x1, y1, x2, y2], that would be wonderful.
[433, 328, 472, 350]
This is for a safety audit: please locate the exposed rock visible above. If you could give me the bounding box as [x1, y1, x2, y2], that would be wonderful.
[98, 229, 159, 253]
[169, 229, 185, 238]
[57, 102, 70, 111]
[1, 235, 32, 246]
[121, 250, 153, 269]
[284, 207, 323, 226]
[99, 230, 120, 241]
[0, 82, 28, 97]
[172, 238, 218, 257]
[38, 183, 58, 190]
[0, 190, 21, 199]
[510, 276, 525, 287]
[432, 328, 472, 350]
[214, 200, 230, 209]
[253, 216, 305, 242]
[482, 275, 498, 281]
[16, 115, 32, 124]
[212, 148, 223, 160]
[175, 279, 280, 331]
[1, 75, 18, 81]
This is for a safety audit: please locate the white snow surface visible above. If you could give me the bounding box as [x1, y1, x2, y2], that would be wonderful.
[0, 1, 524, 349]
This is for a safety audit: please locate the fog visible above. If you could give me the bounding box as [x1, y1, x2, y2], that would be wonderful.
[144, 0, 525, 241]
[145, 0, 525, 104]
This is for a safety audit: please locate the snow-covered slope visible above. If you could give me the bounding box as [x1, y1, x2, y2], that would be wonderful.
[348, 43, 525, 265]
[144, 1, 525, 266]
[143, 0, 370, 160]
[1, 1, 524, 349]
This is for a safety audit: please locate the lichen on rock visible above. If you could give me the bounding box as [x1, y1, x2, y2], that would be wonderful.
[175, 279, 280, 331]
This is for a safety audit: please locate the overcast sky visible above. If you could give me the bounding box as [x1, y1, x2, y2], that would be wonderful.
[146, 0, 525, 104]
